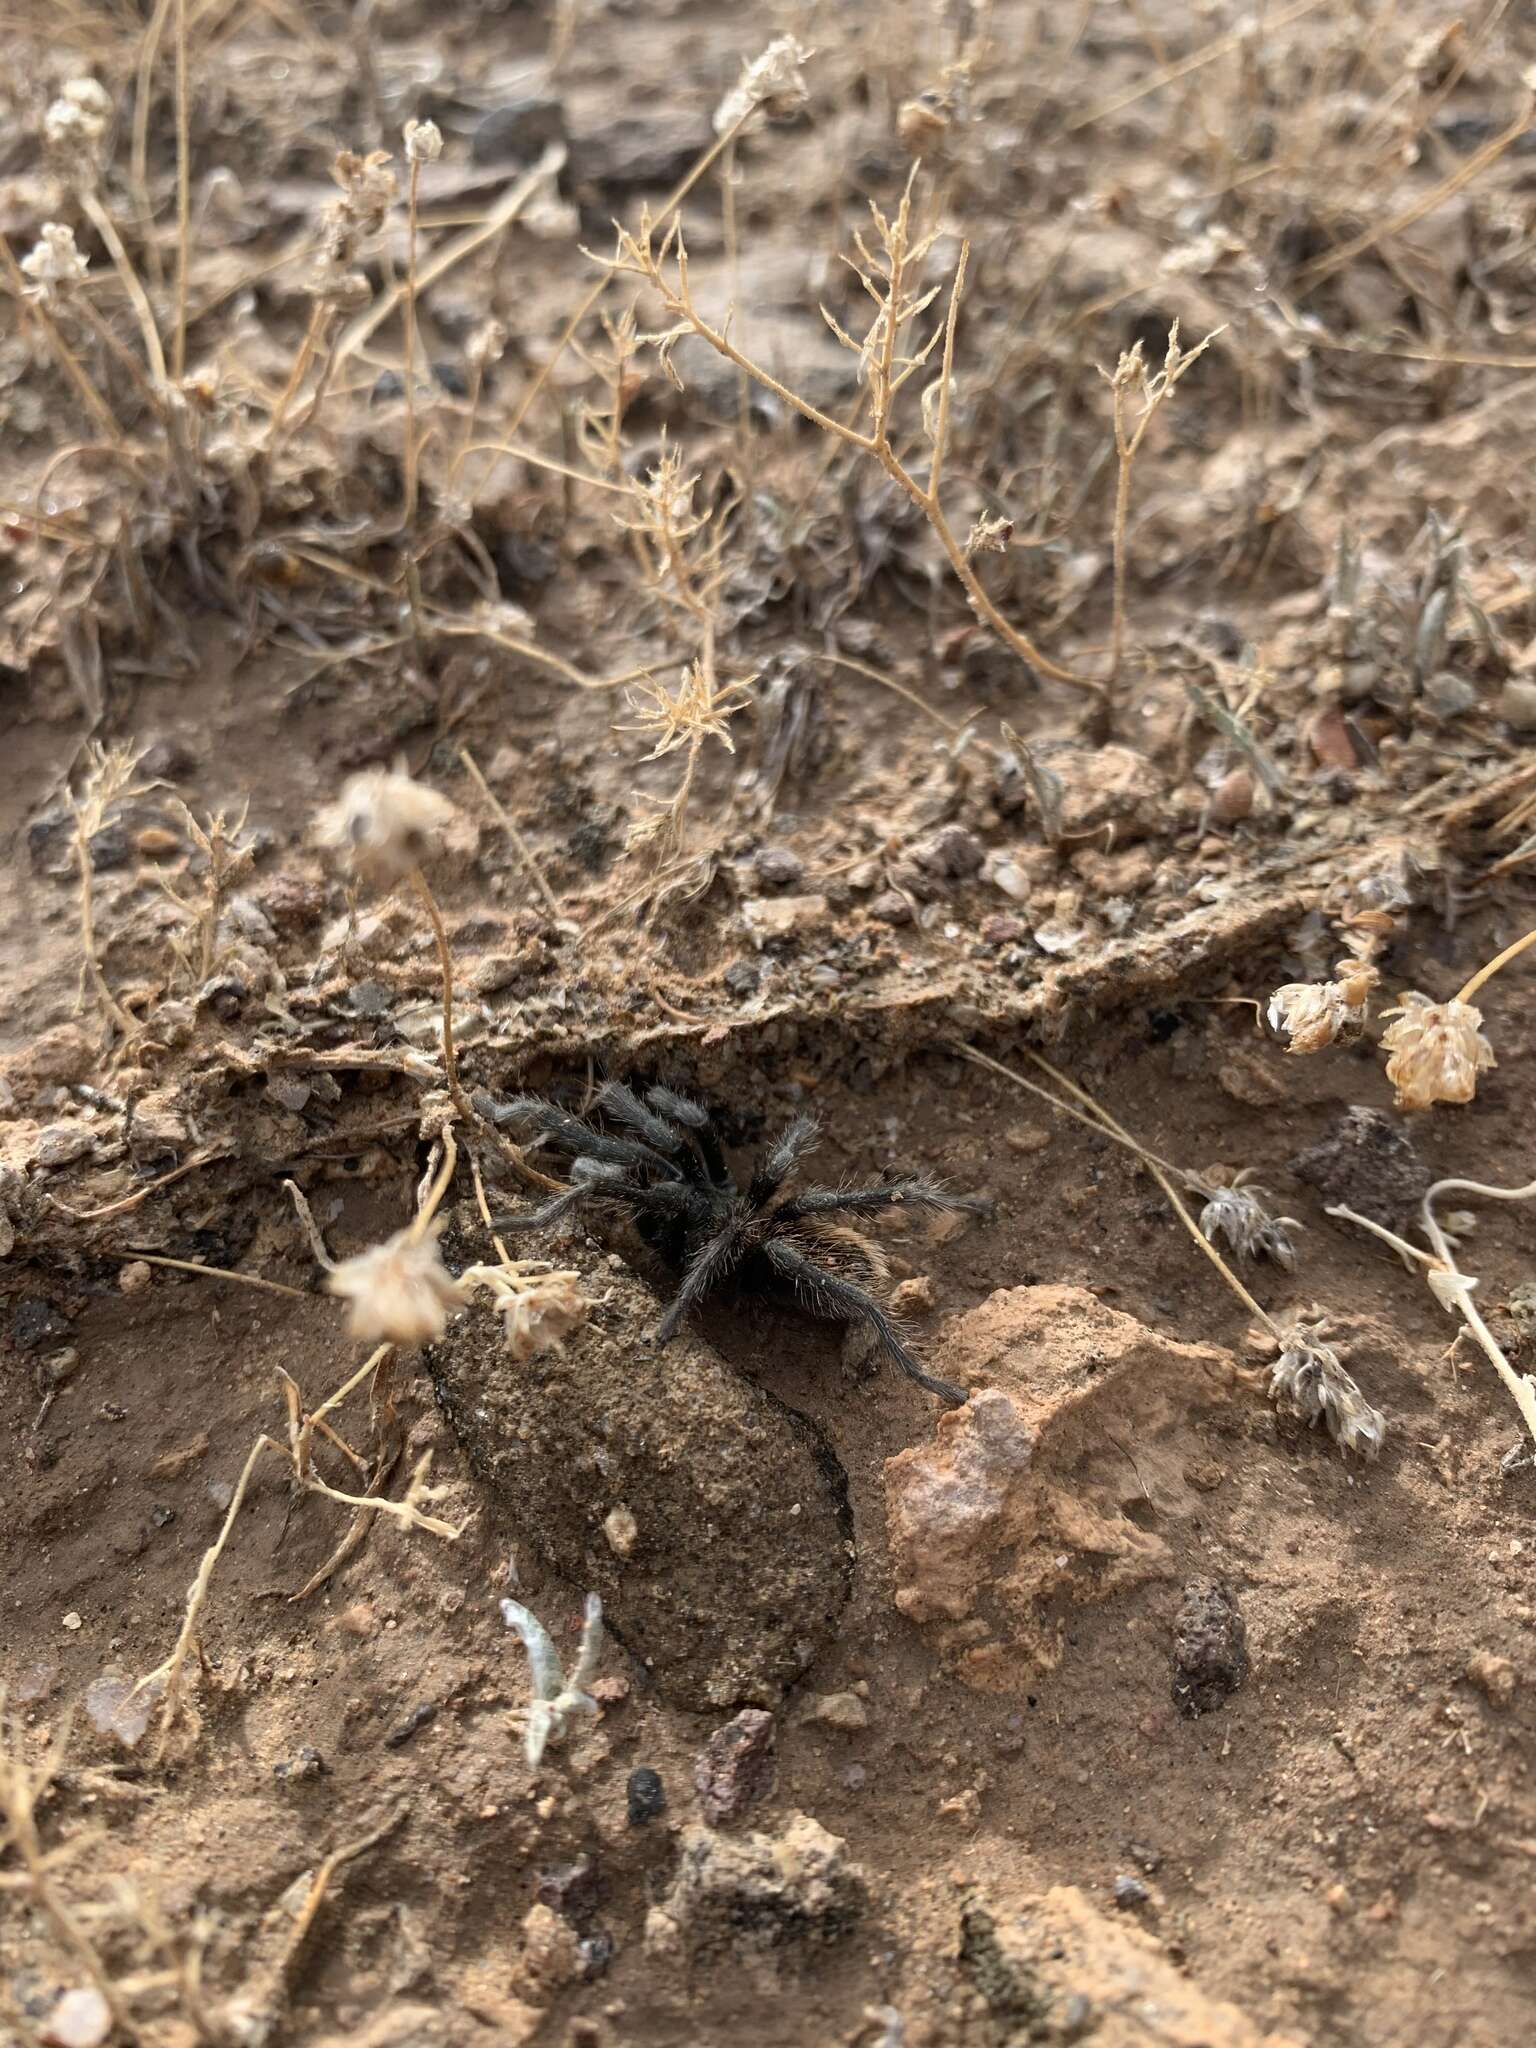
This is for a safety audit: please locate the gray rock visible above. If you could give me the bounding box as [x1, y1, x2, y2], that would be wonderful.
[665, 1813, 865, 1955]
[471, 96, 568, 166]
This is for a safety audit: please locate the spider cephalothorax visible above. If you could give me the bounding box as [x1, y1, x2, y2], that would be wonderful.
[491, 1083, 991, 1405]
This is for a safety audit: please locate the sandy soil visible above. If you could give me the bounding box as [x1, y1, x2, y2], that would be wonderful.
[3, 4, 1535, 2045]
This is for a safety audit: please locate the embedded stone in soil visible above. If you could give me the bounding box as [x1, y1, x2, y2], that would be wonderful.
[423, 1265, 850, 1710]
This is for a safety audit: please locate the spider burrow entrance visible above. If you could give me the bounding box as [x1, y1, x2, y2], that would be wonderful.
[484, 1078, 993, 1407]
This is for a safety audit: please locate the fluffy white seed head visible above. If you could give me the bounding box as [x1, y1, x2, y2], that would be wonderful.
[326, 1221, 466, 1345]
[714, 35, 813, 134]
[315, 768, 456, 886]
[21, 222, 89, 301]
[404, 117, 443, 164]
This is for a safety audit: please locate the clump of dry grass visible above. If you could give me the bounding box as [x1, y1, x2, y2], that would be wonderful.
[609, 166, 1097, 702]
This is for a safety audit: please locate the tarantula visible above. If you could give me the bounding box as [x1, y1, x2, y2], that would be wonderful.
[491, 1083, 990, 1405]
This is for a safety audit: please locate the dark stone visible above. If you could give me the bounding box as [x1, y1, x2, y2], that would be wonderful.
[1171, 1578, 1248, 1717]
[754, 846, 804, 889]
[626, 1766, 667, 1825]
[140, 737, 196, 780]
[722, 960, 759, 997]
[694, 1707, 776, 1825]
[27, 807, 73, 875]
[1113, 1875, 1150, 1909]
[384, 1703, 437, 1748]
[349, 980, 393, 1018]
[571, 114, 713, 195]
[370, 369, 405, 403]
[150, 1506, 176, 1529]
[870, 889, 912, 926]
[11, 1299, 71, 1351]
[1292, 1105, 1431, 1230]
[273, 1746, 325, 1781]
[432, 359, 468, 397]
[88, 824, 132, 872]
[495, 535, 560, 591]
[471, 96, 568, 167]
[914, 824, 985, 879]
[578, 1930, 614, 1978]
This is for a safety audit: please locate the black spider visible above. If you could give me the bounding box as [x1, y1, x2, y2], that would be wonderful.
[490, 1082, 991, 1406]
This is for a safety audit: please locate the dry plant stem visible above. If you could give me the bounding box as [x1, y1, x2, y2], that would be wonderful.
[408, 1128, 459, 1245]
[639, 226, 1094, 697]
[402, 157, 424, 527]
[266, 299, 327, 449]
[48, 1144, 233, 1221]
[459, 747, 562, 916]
[138, 1432, 286, 1736]
[74, 294, 165, 415]
[1328, 1181, 1536, 1451]
[0, 1726, 140, 2040]
[951, 1041, 1273, 1329]
[503, 109, 753, 444]
[815, 651, 967, 738]
[720, 137, 750, 452]
[73, 815, 136, 1038]
[0, 234, 122, 442]
[1067, 0, 1326, 130]
[277, 1802, 409, 1985]
[132, 0, 177, 283]
[1297, 94, 1535, 294]
[78, 191, 168, 386]
[409, 867, 463, 1104]
[1455, 925, 1536, 1005]
[106, 1250, 316, 1301]
[172, 0, 191, 378]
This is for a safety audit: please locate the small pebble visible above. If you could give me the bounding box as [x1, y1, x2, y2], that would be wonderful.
[603, 1505, 639, 1558]
[1465, 1650, 1517, 1710]
[40, 1986, 112, 2048]
[811, 1691, 869, 1731]
[626, 1766, 667, 1825]
[1113, 1875, 1150, 1909]
[385, 1703, 437, 1748]
[62, 1611, 82, 1631]
[117, 1261, 152, 1296]
[754, 845, 804, 888]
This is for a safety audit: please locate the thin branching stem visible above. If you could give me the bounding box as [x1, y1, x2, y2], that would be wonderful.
[172, 0, 191, 379]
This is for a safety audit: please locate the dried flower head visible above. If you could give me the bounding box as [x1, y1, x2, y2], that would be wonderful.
[44, 77, 112, 171]
[1379, 991, 1495, 1111]
[1267, 958, 1378, 1054]
[327, 1221, 466, 1345]
[714, 34, 813, 134]
[322, 148, 397, 267]
[622, 661, 752, 760]
[462, 1261, 589, 1360]
[466, 317, 508, 369]
[1196, 1175, 1299, 1271]
[20, 222, 89, 302]
[403, 117, 443, 164]
[316, 768, 456, 886]
[966, 512, 1013, 558]
[1269, 1314, 1385, 1459]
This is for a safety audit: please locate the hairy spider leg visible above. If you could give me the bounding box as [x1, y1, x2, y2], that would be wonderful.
[762, 1237, 968, 1406]
[646, 1087, 731, 1189]
[595, 1081, 687, 1158]
[776, 1177, 994, 1223]
[747, 1114, 822, 1207]
[651, 1211, 757, 1346]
